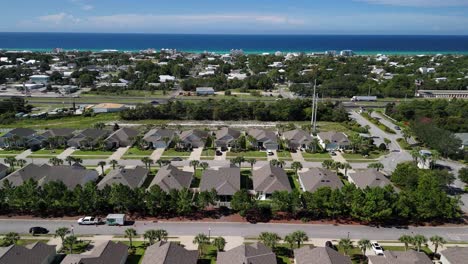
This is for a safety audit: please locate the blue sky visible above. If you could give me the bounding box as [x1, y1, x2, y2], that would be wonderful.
[2, 0, 468, 34]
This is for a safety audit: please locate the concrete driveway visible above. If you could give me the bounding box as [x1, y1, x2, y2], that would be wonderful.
[150, 148, 165, 161]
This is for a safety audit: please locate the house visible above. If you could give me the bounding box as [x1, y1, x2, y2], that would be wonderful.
[40, 128, 75, 148]
[61, 241, 128, 264]
[92, 103, 128, 113]
[196, 87, 215, 95]
[104, 127, 139, 149]
[199, 167, 240, 206]
[439, 247, 468, 264]
[143, 129, 176, 149]
[97, 166, 148, 189]
[179, 130, 209, 149]
[29, 75, 49, 84]
[0, 128, 43, 149]
[0, 163, 99, 189]
[67, 129, 110, 149]
[0, 163, 9, 180]
[215, 127, 241, 148]
[217, 242, 277, 264]
[294, 246, 352, 264]
[348, 169, 391, 189]
[367, 250, 432, 264]
[253, 164, 292, 200]
[0, 242, 56, 264]
[247, 128, 278, 150]
[282, 129, 313, 150]
[149, 164, 193, 192]
[298, 168, 343, 192]
[317, 131, 350, 151]
[141, 241, 198, 264]
[454, 133, 468, 149]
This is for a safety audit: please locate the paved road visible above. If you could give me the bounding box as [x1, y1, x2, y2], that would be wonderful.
[2, 219, 467, 241]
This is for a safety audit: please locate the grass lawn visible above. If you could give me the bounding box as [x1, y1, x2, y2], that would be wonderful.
[396, 138, 411, 150]
[227, 150, 267, 159]
[197, 244, 217, 264]
[190, 169, 203, 188]
[343, 150, 387, 160]
[118, 241, 146, 264]
[201, 149, 216, 160]
[316, 121, 354, 134]
[29, 149, 64, 158]
[2, 113, 120, 129]
[73, 150, 115, 156]
[302, 152, 331, 161]
[0, 149, 24, 157]
[60, 240, 92, 254]
[162, 149, 191, 157]
[287, 171, 301, 191]
[382, 245, 432, 255]
[16, 239, 49, 246]
[122, 147, 153, 159]
[337, 246, 364, 264]
[277, 150, 292, 160]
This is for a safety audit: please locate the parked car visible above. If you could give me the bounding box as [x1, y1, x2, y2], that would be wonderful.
[372, 242, 384, 255]
[220, 146, 228, 152]
[77, 216, 101, 225]
[267, 151, 274, 156]
[29, 227, 49, 235]
[394, 126, 401, 130]
[330, 151, 337, 156]
[215, 150, 223, 156]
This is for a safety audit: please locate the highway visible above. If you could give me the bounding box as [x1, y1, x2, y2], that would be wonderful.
[1, 219, 468, 241]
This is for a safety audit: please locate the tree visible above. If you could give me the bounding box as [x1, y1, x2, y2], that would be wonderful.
[291, 162, 303, 176]
[338, 238, 353, 256]
[258, 232, 281, 249]
[125, 228, 138, 249]
[94, 122, 105, 130]
[231, 156, 245, 168]
[429, 235, 446, 255]
[430, 150, 440, 169]
[49, 157, 63, 166]
[154, 229, 168, 242]
[55, 227, 70, 249]
[459, 167, 468, 184]
[213, 237, 226, 252]
[399, 235, 413, 251]
[65, 156, 74, 166]
[247, 158, 257, 170]
[358, 239, 372, 261]
[277, 160, 286, 168]
[230, 190, 254, 217]
[141, 157, 153, 171]
[110, 159, 119, 169]
[63, 235, 77, 254]
[193, 233, 210, 256]
[2, 232, 20, 246]
[4, 157, 17, 170]
[342, 163, 352, 176]
[98, 161, 106, 176]
[16, 159, 27, 168]
[284, 234, 295, 249]
[190, 160, 200, 171]
[144, 229, 167, 245]
[413, 235, 427, 252]
[200, 162, 209, 171]
[291, 230, 308, 248]
[368, 162, 384, 171]
[332, 161, 343, 174]
[322, 160, 334, 169]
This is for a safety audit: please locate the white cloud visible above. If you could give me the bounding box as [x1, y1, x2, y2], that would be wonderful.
[81, 5, 94, 11]
[356, 0, 468, 7]
[38, 13, 80, 25]
[70, 0, 94, 11]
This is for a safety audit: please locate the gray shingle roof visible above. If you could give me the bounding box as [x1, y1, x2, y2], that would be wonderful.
[143, 129, 175, 144]
[1, 163, 99, 189]
[141, 241, 198, 264]
[61, 241, 128, 264]
[294, 246, 352, 264]
[180, 130, 209, 147]
[41, 128, 75, 138]
[283, 129, 312, 148]
[318, 131, 349, 146]
[440, 247, 468, 264]
[215, 127, 241, 141]
[200, 167, 240, 195]
[348, 169, 391, 189]
[105, 127, 139, 146]
[4, 128, 37, 138]
[217, 242, 277, 264]
[248, 128, 277, 143]
[253, 164, 292, 194]
[367, 250, 432, 264]
[98, 166, 148, 189]
[0, 242, 56, 264]
[298, 168, 343, 192]
[149, 165, 193, 192]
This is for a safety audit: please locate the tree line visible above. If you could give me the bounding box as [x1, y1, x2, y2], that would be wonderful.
[120, 99, 349, 122]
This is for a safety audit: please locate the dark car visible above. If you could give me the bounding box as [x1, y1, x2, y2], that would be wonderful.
[171, 157, 183, 161]
[29, 227, 49, 235]
[216, 150, 223, 156]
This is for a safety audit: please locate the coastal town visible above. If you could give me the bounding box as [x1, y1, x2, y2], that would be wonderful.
[0, 48, 467, 264]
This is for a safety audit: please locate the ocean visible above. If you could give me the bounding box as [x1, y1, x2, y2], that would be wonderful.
[0, 32, 468, 55]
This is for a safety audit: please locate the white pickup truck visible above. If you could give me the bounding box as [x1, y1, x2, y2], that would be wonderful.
[77, 216, 101, 225]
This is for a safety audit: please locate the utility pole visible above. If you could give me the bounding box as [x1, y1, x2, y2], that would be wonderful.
[310, 79, 316, 129]
[313, 93, 318, 134]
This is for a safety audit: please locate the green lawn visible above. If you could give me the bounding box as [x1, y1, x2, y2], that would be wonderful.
[16, 239, 49, 246]
[343, 150, 387, 160]
[302, 152, 331, 161]
[190, 169, 203, 188]
[2, 113, 120, 129]
[60, 240, 92, 254]
[287, 171, 301, 191]
[0, 149, 24, 157]
[118, 241, 146, 264]
[29, 149, 64, 158]
[73, 150, 115, 156]
[227, 150, 267, 159]
[277, 151, 292, 160]
[162, 149, 191, 157]
[382, 245, 432, 255]
[396, 138, 411, 150]
[337, 246, 364, 264]
[122, 147, 153, 159]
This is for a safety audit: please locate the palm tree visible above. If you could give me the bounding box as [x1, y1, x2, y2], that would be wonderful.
[55, 227, 70, 249]
[154, 229, 168, 242]
[402, 127, 411, 143]
[399, 235, 413, 251]
[247, 158, 257, 170]
[125, 228, 138, 249]
[213, 237, 226, 252]
[141, 157, 153, 170]
[270, 159, 278, 167]
[16, 159, 27, 168]
[291, 162, 303, 176]
[73, 157, 83, 165]
[231, 156, 245, 168]
[429, 235, 446, 255]
[63, 235, 77, 254]
[284, 234, 295, 249]
[4, 157, 17, 170]
[110, 159, 118, 169]
[358, 239, 372, 262]
[338, 238, 353, 256]
[190, 160, 200, 172]
[200, 162, 209, 171]
[258, 232, 281, 250]
[3, 232, 20, 246]
[143, 230, 159, 245]
[65, 156, 74, 166]
[322, 159, 334, 169]
[368, 162, 384, 171]
[342, 163, 352, 176]
[291, 230, 308, 248]
[277, 160, 286, 168]
[410, 147, 421, 164]
[162, 136, 171, 148]
[193, 233, 210, 257]
[332, 161, 343, 174]
[98, 161, 106, 175]
[413, 235, 427, 252]
[49, 157, 63, 166]
[430, 150, 440, 169]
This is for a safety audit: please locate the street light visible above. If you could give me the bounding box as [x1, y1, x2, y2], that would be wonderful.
[208, 228, 211, 240]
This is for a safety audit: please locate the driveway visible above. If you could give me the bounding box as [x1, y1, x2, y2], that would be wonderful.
[150, 148, 165, 161]
[107, 146, 129, 161]
[267, 150, 278, 161]
[291, 151, 305, 162]
[188, 147, 203, 161]
[57, 147, 76, 159]
[15, 149, 31, 159]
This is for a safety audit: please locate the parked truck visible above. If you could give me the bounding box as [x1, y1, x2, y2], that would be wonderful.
[106, 214, 126, 226]
[351, 96, 377, 102]
[77, 216, 101, 225]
